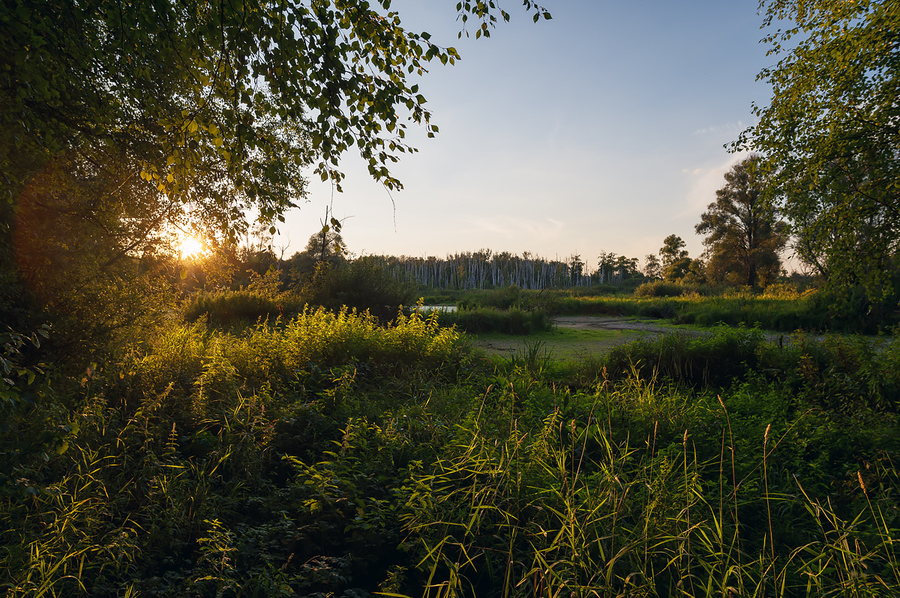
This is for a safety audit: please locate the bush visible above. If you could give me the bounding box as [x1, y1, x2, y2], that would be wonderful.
[303, 259, 417, 321]
[634, 280, 683, 297]
[805, 284, 900, 334]
[600, 325, 766, 388]
[183, 289, 301, 325]
[435, 306, 552, 335]
[457, 286, 523, 310]
[153, 307, 465, 396]
[634, 280, 710, 297]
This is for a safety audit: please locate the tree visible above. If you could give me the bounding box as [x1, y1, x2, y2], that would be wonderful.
[739, 0, 900, 298]
[568, 253, 585, 284]
[615, 255, 639, 279]
[1, 0, 550, 266]
[0, 0, 549, 347]
[663, 257, 694, 283]
[596, 251, 617, 283]
[1, 0, 550, 213]
[643, 254, 662, 280]
[658, 235, 706, 283]
[659, 235, 688, 270]
[696, 156, 788, 287]
[12, 152, 177, 353]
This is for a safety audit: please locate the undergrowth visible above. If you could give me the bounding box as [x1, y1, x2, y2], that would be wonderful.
[1, 313, 899, 597]
[435, 306, 552, 335]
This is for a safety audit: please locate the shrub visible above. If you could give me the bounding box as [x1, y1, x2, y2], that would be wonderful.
[436, 307, 552, 335]
[633, 280, 685, 297]
[302, 259, 417, 321]
[135, 306, 466, 399]
[183, 289, 302, 325]
[599, 325, 766, 388]
[805, 284, 900, 334]
[457, 285, 523, 310]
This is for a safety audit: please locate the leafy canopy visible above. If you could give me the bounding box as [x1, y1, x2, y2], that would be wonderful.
[1, 0, 551, 239]
[739, 0, 900, 297]
[0, 0, 550, 353]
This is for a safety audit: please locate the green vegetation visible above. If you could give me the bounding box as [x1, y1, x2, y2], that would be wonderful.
[360, 250, 644, 291]
[2, 0, 900, 595]
[3, 307, 900, 597]
[435, 306, 553, 335]
[551, 285, 900, 334]
[470, 326, 635, 362]
[744, 0, 900, 301]
[302, 259, 418, 323]
[697, 156, 788, 288]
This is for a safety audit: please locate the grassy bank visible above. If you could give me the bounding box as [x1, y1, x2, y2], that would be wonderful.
[554, 292, 829, 330]
[424, 284, 898, 335]
[2, 310, 899, 597]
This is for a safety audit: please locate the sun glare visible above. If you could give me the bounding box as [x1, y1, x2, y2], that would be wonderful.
[178, 235, 207, 258]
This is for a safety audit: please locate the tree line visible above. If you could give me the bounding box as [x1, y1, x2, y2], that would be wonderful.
[353, 250, 639, 291]
[353, 154, 792, 293]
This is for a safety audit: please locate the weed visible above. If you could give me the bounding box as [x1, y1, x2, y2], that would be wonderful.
[3, 302, 900, 597]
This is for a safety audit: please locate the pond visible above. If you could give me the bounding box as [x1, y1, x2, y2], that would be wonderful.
[417, 305, 458, 313]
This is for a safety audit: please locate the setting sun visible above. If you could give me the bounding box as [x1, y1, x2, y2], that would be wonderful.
[177, 235, 206, 258]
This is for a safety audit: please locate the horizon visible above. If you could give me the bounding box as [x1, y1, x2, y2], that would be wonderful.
[271, 1, 800, 273]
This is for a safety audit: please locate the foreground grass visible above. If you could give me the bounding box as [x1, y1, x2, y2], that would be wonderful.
[2, 310, 899, 597]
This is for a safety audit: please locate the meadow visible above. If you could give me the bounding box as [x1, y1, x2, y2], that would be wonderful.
[2, 291, 900, 597]
[4, 0, 896, 594]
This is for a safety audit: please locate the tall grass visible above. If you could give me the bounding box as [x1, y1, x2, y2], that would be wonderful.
[554, 285, 900, 334]
[554, 291, 828, 331]
[2, 313, 899, 596]
[183, 289, 303, 325]
[399, 371, 900, 597]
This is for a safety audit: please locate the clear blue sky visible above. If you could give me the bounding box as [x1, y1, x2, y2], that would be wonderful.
[275, 0, 779, 273]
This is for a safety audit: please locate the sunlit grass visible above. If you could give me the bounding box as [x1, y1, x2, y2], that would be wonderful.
[554, 291, 833, 332]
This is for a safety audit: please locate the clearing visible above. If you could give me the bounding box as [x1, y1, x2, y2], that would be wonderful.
[471, 315, 682, 361]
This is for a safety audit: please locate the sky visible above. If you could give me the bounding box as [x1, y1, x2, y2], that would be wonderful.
[274, 0, 780, 273]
